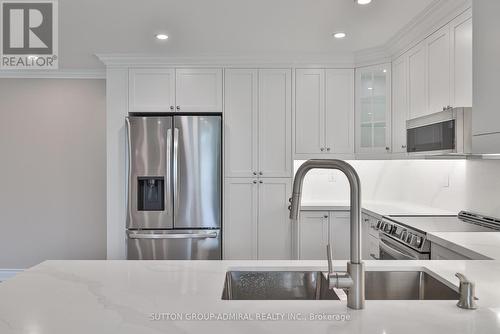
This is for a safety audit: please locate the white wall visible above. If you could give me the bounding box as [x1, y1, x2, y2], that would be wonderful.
[0, 79, 107, 269]
[295, 159, 500, 217]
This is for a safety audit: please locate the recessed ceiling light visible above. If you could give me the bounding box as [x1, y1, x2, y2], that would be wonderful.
[155, 34, 169, 40]
[383, 69, 387, 73]
[355, 0, 372, 5]
[333, 32, 346, 39]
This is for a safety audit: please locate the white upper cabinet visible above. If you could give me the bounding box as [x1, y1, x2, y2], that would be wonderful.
[355, 64, 392, 154]
[128, 68, 222, 113]
[129, 69, 175, 112]
[224, 69, 258, 178]
[472, 1, 500, 152]
[295, 68, 354, 156]
[392, 55, 409, 153]
[175, 68, 223, 113]
[224, 68, 292, 178]
[451, 10, 472, 107]
[403, 10, 471, 120]
[408, 42, 427, 119]
[295, 69, 325, 155]
[258, 69, 292, 178]
[427, 26, 451, 114]
[325, 69, 355, 154]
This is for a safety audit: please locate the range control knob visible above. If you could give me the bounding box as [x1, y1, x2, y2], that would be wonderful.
[401, 230, 407, 241]
[413, 236, 422, 248]
[406, 233, 413, 243]
[376, 221, 382, 229]
[384, 224, 391, 232]
[390, 225, 397, 234]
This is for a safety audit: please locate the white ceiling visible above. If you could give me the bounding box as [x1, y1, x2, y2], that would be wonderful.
[58, 0, 436, 69]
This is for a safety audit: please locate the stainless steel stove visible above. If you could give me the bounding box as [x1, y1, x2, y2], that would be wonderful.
[375, 211, 500, 260]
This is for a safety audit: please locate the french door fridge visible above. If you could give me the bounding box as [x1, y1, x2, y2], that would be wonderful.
[125, 115, 222, 260]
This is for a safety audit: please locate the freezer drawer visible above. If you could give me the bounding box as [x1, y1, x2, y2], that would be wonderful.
[127, 229, 221, 260]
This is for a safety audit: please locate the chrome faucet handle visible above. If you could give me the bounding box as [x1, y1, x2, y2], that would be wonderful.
[455, 273, 477, 310]
[326, 244, 353, 290]
[327, 244, 333, 274]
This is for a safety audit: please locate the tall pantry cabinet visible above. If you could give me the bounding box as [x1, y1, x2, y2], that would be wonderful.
[223, 69, 293, 260]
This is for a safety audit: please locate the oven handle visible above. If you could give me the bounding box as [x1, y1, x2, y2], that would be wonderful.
[379, 238, 419, 260]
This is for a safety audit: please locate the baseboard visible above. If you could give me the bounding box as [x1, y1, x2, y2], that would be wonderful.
[0, 269, 23, 281]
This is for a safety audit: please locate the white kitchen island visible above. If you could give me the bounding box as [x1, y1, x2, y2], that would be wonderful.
[0, 260, 499, 334]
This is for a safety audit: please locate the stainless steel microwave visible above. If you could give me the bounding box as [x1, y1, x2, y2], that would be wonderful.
[406, 107, 472, 155]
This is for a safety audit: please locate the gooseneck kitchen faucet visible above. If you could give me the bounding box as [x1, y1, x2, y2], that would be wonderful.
[289, 159, 365, 310]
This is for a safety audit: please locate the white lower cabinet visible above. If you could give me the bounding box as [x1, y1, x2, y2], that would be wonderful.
[361, 213, 380, 260]
[366, 234, 380, 260]
[298, 211, 329, 260]
[430, 243, 473, 260]
[298, 211, 351, 260]
[224, 178, 292, 260]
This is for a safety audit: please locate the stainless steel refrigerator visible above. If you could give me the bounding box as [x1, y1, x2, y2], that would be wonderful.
[125, 115, 222, 260]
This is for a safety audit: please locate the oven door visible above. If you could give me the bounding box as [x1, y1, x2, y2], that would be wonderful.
[379, 235, 429, 260]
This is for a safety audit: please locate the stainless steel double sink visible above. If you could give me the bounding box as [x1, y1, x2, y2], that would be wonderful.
[222, 270, 459, 300]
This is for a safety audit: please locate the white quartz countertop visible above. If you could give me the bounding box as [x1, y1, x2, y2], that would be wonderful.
[428, 232, 500, 260]
[301, 200, 457, 217]
[1, 260, 500, 334]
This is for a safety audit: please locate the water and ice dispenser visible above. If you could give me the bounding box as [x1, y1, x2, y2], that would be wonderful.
[137, 177, 164, 211]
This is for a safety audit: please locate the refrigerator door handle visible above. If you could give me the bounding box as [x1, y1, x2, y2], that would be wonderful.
[173, 127, 180, 213]
[127, 232, 218, 239]
[166, 128, 172, 214]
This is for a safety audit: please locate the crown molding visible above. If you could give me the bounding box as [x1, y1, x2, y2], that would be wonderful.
[354, 0, 472, 65]
[0, 69, 105, 79]
[96, 54, 355, 69]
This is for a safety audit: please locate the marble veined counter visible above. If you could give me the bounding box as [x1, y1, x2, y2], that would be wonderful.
[0, 260, 500, 334]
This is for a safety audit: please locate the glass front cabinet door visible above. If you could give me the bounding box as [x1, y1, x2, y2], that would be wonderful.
[355, 64, 392, 154]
